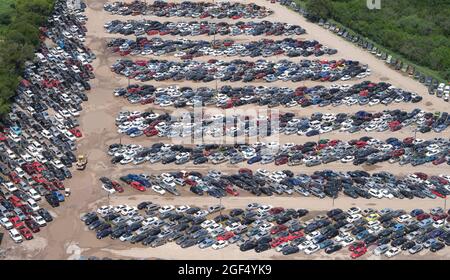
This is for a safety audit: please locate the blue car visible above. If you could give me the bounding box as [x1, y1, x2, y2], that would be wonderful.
[410, 209, 424, 217]
[247, 155, 262, 164]
[319, 239, 334, 249]
[393, 223, 405, 231]
[418, 218, 434, 228]
[10, 126, 22, 135]
[52, 191, 65, 202]
[356, 230, 369, 240]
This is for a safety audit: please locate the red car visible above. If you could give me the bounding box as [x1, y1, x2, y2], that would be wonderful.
[69, 128, 82, 138]
[33, 174, 46, 184]
[52, 180, 65, 190]
[269, 207, 284, 215]
[9, 196, 23, 207]
[111, 181, 124, 193]
[432, 157, 446, 165]
[349, 242, 365, 252]
[432, 213, 448, 221]
[351, 246, 367, 259]
[32, 162, 46, 173]
[144, 128, 158, 137]
[238, 168, 252, 175]
[217, 231, 234, 241]
[225, 186, 239, 196]
[416, 213, 431, 221]
[130, 181, 146, 192]
[22, 163, 34, 174]
[9, 172, 21, 184]
[414, 172, 428, 180]
[432, 190, 446, 198]
[184, 179, 197, 187]
[0, 132, 6, 141]
[270, 225, 288, 235]
[19, 227, 34, 240]
[10, 216, 25, 229]
[275, 156, 288, 165]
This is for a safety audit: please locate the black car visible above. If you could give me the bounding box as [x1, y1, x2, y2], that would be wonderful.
[282, 245, 299, 255]
[240, 241, 257, 252]
[430, 242, 445, 252]
[255, 243, 271, 253]
[401, 241, 416, 250]
[325, 244, 342, 254]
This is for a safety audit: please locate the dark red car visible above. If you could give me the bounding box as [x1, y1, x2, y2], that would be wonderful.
[25, 219, 40, 233]
[19, 227, 34, 240]
[111, 181, 124, 193]
[270, 225, 288, 235]
[275, 156, 288, 165]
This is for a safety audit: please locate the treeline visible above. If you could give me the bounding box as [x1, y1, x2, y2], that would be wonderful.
[299, 0, 450, 81]
[0, 0, 55, 115]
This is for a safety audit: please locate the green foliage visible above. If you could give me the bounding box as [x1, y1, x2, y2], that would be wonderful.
[298, 0, 450, 81]
[0, 0, 55, 116]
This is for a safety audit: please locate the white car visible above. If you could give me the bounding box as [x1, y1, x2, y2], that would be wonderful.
[212, 240, 229, 250]
[433, 219, 446, 228]
[102, 184, 116, 194]
[334, 233, 350, 243]
[347, 207, 361, 215]
[32, 215, 47, 227]
[340, 236, 355, 247]
[207, 223, 222, 233]
[3, 182, 18, 192]
[142, 217, 159, 227]
[201, 220, 215, 229]
[305, 231, 321, 241]
[368, 188, 383, 199]
[28, 189, 41, 201]
[175, 205, 190, 213]
[0, 217, 13, 229]
[9, 229, 23, 243]
[304, 244, 320, 255]
[298, 240, 313, 251]
[151, 185, 166, 195]
[275, 242, 289, 252]
[27, 198, 40, 211]
[225, 223, 241, 232]
[346, 214, 362, 223]
[257, 205, 272, 213]
[97, 206, 112, 216]
[396, 214, 412, 223]
[385, 247, 401, 258]
[159, 205, 175, 214]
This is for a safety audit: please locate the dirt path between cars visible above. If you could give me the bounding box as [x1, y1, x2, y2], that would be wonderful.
[5, 0, 448, 260]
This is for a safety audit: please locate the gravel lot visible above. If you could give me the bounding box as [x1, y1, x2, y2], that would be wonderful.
[5, 0, 449, 260]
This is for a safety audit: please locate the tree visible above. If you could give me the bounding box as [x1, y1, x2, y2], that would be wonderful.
[305, 0, 334, 20]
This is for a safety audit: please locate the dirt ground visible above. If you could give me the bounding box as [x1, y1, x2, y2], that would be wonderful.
[3, 0, 449, 260]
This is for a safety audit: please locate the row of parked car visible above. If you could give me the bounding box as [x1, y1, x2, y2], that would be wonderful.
[104, 1, 273, 19]
[104, 19, 306, 37]
[107, 136, 450, 168]
[82, 203, 450, 257]
[0, 0, 93, 243]
[113, 108, 449, 140]
[111, 58, 369, 83]
[114, 81, 422, 109]
[99, 167, 450, 200]
[108, 37, 338, 59]
[271, 0, 449, 99]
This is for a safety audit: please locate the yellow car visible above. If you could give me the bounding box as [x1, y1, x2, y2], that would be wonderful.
[365, 213, 380, 222]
